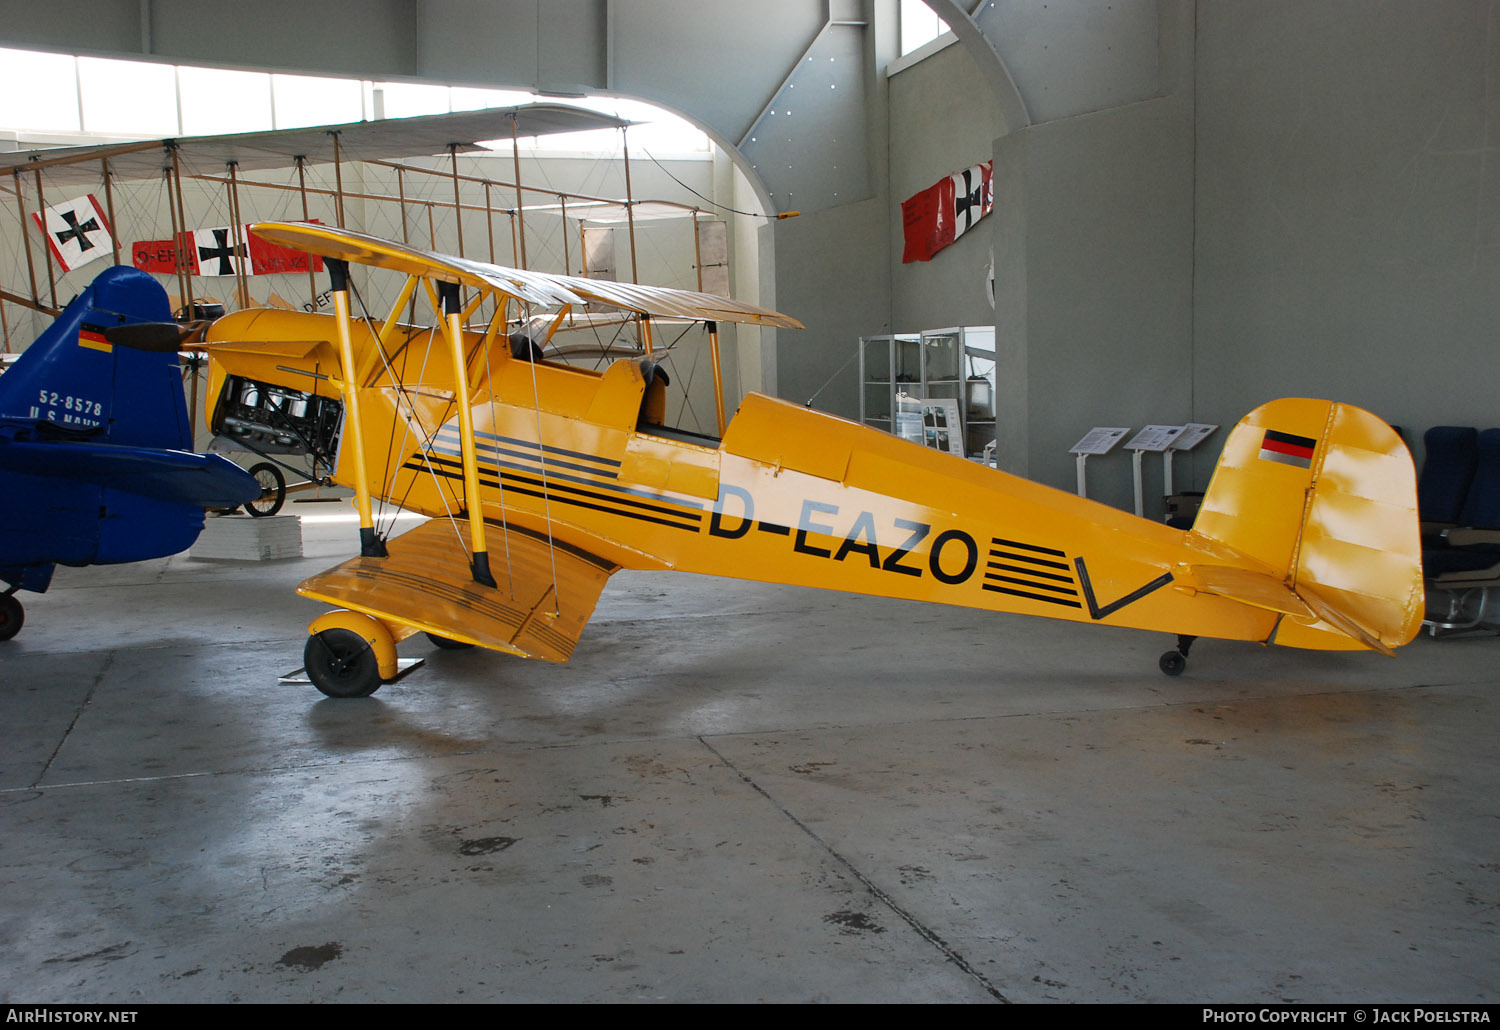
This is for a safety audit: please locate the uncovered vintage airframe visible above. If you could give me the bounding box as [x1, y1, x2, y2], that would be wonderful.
[201, 221, 1423, 697]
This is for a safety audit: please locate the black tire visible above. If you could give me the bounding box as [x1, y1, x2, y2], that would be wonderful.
[245, 462, 286, 517]
[1159, 650, 1186, 677]
[304, 628, 383, 698]
[0, 594, 23, 642]
[425, 632, 475, 650]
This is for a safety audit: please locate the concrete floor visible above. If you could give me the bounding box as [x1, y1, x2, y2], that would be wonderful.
[1, 511, 1496, 1003]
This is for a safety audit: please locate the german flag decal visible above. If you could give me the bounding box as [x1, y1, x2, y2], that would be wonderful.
[77, 327, 112, 353]
[1258, 429, 1317, 468]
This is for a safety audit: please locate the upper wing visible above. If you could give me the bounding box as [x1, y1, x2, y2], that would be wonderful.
[249, 221, 805, 329]
[297, 517, 619, 662]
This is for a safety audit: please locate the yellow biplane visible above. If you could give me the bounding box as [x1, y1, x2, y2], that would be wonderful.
[202, 221, 1424, 697]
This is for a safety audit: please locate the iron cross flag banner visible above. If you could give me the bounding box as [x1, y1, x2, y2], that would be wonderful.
[901, 162, 993, 263]
[32, 194, 114, 272]
[132, 222, 325, 277]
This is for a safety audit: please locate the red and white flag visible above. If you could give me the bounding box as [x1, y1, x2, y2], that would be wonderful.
[901, 162, 993, 263]
[132, 222, 324, 277]
[192, 226, 249, 277]
[950, 163, 992, 243]
[33, 194, 114, 272]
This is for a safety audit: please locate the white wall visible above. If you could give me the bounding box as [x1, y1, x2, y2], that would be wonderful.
[1191, 0, 1500, 479]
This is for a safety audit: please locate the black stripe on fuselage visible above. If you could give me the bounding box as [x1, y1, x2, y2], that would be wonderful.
[471, 428, 623, 469]
[435, 428, 622, 481]
[409, 457, 701, 532]
[981, 582, 1083, 608]
[426, 444, 706, 514]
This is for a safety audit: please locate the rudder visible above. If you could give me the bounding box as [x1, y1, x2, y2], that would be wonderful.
[1190, 398, 1423, 652]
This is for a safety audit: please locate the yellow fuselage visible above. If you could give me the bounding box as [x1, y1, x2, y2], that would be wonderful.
[205, 308, 1402, 652]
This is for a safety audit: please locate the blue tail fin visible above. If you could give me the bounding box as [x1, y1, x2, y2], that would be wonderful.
[0, 266, 191, 448]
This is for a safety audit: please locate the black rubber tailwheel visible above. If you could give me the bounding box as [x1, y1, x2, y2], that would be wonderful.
[0, 593, 23, 642]
[1159, 650, 1186, 676]
[425, 632, 475, 650]
[245, 462, 287, 517]
[304, 628, 383, 698]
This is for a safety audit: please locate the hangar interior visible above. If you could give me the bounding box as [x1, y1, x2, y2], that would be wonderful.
[0, 0, 1497, 1005]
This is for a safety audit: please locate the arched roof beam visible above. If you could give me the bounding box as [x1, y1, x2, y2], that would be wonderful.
[921, 0, 1031, 132]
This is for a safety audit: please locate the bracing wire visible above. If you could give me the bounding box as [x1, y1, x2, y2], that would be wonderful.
[639, 147, 773, 219]
[522, 299, 563, 616]
[345, 278, 467, 549]
[804, 339, 863, 408]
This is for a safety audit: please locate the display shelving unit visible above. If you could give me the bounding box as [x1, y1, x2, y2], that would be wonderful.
[859, 327, 996, 457]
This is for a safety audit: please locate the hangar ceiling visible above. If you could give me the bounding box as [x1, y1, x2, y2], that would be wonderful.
[0, 0, 1179, 212]
[0, 0, 881, 215]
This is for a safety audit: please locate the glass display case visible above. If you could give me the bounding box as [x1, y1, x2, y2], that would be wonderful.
[858, 334, 919, 433]
[859, 327, 996, 458]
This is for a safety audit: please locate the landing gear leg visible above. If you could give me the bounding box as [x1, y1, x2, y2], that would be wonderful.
[1159, 634, 1195, 676]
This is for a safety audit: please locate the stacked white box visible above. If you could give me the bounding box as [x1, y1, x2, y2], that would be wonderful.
[190, 515, 303, 561]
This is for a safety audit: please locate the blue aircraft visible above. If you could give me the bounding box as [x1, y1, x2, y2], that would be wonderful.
[0, 265, 260, 640]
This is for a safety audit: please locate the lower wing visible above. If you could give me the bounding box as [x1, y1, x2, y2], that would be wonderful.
[298, 517, 619, 662]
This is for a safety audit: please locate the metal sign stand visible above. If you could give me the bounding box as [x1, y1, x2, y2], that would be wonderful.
[1125, 425, 1187, 517]
[1165, 423, 1220, 495]
[1069, 427, 1130, 499]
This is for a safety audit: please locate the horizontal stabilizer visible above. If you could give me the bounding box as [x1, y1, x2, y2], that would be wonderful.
[1180, 563, 1394, 656]
[0, 434, 259, 508]
[1178, 564, 1314, 620]
[298, 518, 617, 662]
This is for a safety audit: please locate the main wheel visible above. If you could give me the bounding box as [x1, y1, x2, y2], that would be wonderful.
[1159, 650, 1186, 676]
[0, 593, 23, 641]
[425, 632, 475, 650]
[245, 462, 286, 517]
[304, 628, 383, 698]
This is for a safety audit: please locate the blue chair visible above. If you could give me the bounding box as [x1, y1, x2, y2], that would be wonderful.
[1423, 428, 1500, 633]
[1418, 425, 1479, 531]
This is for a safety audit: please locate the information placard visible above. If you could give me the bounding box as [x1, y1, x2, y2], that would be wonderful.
[1126, 424, 1185, 453]
[1171, 423, 1219, 451]
[1070, 427, 1130, 456]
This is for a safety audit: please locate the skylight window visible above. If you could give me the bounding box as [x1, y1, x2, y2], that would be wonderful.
[0, 47, 709, 158]
[76, 56, 176, 135]
[178, 66, 273, 136]
[0, 48, 79, 132]
[271, 74, 364, 130]
[900, 0, 951, 56]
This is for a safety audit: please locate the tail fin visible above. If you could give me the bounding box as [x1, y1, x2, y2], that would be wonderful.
[1187, 398, 1423, 653]
[0, 266, 190, 449]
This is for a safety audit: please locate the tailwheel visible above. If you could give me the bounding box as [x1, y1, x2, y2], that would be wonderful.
[0, 593, 23, 641]
[1158, 633, 1196, 677]
[304, 628, 383, 698]
[425, 632, 475, 650]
